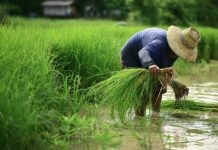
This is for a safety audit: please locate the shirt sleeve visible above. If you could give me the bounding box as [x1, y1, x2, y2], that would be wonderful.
[138, 39, 165, 68]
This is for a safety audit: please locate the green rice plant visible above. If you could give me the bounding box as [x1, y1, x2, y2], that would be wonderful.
[1, 17, 218, 149]
[162, 100, 218, 111]
[86, 68, 174, 122]
[0, 21, 100, 149]
[0, 26, 53, 149]
[47, 21, 140, 87]
[198, 27, 218, 61]
[86, 68, 189, 122]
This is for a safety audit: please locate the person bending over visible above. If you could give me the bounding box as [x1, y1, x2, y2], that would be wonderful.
[120, 25, 201, 116]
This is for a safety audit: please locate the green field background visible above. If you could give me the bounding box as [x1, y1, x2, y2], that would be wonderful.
[0, 18, 218, 149]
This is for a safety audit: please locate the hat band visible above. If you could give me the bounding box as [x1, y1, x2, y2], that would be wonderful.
[179, 33, 195, 49]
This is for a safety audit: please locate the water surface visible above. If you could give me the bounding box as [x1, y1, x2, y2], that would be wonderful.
[163, 82, 218, 104]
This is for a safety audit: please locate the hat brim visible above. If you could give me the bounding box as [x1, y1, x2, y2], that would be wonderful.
[167, 26, 198, 63]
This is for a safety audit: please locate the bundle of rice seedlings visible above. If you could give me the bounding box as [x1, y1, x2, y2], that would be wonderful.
[87, 69, 164, 120]
[86, 68, 187, 121]
[170, 80, 189, 100]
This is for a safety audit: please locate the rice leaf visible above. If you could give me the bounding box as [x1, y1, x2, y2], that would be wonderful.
[86, 68, 187, 121]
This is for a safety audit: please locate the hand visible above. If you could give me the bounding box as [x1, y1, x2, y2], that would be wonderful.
[148, 65, 160, 75]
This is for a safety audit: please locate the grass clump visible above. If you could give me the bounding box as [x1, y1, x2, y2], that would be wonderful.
[0, 24, 97, 149]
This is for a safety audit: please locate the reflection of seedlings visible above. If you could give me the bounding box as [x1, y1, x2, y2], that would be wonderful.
[94, 129, 122, 149]
[211, 109, 218, 112]
[186, 129, 204, 134]
[171, 112, 198, 119]
[205, 117, 218, 124]
[130, 118, 165, 149]
[166, 138, 208, 145]
[207, 119, 218, 136]
[133, 133, 143, 140]
[211, 129, 218, 136]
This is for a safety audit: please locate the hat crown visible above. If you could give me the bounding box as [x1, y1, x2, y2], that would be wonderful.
[167, 25, 201, 62]
[180, 27, 200, 49]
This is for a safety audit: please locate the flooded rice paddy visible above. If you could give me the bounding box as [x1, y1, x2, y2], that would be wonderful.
[117, 115, 218, 150]
[95, 82, 218, 150]
[77, 63, 218, 150]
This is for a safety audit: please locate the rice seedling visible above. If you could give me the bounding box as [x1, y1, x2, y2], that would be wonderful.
[86, 68, 186, 122]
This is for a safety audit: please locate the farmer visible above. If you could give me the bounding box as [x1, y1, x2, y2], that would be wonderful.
[120, 25, 201, 116]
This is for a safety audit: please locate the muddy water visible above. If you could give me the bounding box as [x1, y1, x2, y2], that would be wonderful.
[95, 83, 218, 150]
[90, 106, 218, 150]
[116, 84, 218, 150]
[77, 63, 218, 150]
[163, 82, 218, 104]
[115, 113, 218, 150]
[100, 66, 218, 149]
[162, 119, 218, 150]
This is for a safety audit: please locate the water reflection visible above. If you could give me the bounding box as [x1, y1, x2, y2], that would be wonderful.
[143, 117, 165, 150]
[117, 115, 165, 150]
[163, 82, 218, 103]
[118, 114, 218, 150]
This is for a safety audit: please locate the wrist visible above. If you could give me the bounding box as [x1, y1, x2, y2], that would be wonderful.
[145, 61, 155, 68]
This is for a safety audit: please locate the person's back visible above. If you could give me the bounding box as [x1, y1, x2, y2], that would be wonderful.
[121, 28, 177, 69]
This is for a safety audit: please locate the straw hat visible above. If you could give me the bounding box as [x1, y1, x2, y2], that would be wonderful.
[167, 25, 201, 62]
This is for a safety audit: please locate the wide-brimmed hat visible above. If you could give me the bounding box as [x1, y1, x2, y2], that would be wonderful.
[167, 25, 201, 62]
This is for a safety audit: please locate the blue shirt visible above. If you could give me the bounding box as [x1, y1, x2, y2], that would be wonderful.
[121, 28, 177, 69]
